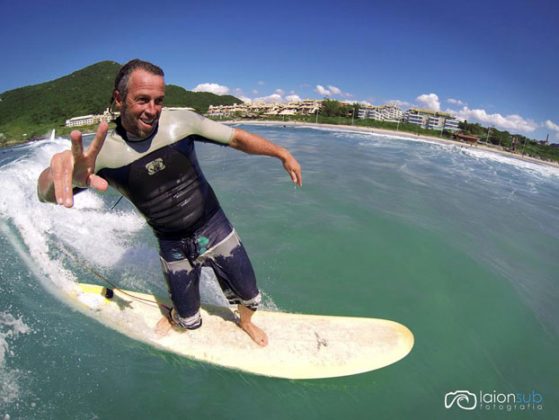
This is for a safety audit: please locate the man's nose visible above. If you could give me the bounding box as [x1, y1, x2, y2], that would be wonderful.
[145, 100, 157, 115]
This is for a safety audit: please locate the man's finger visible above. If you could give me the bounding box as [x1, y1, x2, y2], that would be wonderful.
[62, 165, 74, 207]
[283, 156, 302, 187]
[290, 168, 302, 187]
[86, 122, 109, 158]
[70, 130, 84, 160]
[51, 152, 75, 206]
[51, 157, 65, 205]
[87, 174, 109, 192]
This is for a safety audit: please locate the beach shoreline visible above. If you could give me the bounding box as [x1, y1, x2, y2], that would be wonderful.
[224, 119, 559, 170]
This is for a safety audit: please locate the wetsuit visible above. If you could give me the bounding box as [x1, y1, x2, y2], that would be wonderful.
[94, 109, 261, 328]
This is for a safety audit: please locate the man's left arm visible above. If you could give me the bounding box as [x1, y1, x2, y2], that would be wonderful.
[229, 128, 302, 187]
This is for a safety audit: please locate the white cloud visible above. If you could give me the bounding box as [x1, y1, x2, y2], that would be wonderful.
[253, 93, 284, 103]
[315, 84, 348, 97]
[286, 94, 302, 102]
[453, 106, 538, 133]
[416, 93, 441, 111]
[239, 96, 253, 104]
[249, 89, 302, 104]
[327, 85, 342, 95]
[315, 85, 331, 96]
[192, 83, 230, 95]
[544, 120, 559, 132]
[387, 99, 411, 108]
[448, 98, 466, 106]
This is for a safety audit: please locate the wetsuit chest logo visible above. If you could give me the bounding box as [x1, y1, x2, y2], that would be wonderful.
[145, 158, 166, 175]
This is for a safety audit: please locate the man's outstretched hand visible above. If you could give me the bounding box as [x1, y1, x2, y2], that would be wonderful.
[38, 122, 109, 207]
[281, 153, 302, 187]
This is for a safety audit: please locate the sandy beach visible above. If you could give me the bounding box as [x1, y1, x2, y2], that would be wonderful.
[224, 119, 559, 170]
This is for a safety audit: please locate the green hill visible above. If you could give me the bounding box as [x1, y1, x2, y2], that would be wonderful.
[164, 85, 240, 113]
[0, 61, 241, 145]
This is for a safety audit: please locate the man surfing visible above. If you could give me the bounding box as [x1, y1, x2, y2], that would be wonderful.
[37, 59, 302, 347]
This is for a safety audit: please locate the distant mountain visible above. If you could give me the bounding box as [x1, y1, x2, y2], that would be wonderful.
[0, 61, 241, 144]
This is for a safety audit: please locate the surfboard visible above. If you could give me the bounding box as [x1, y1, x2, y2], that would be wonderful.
[67, 283, 414, 379]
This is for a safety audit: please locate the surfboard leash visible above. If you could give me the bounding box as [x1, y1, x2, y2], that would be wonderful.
[56, 243, 172, 312]
[86, 264, 172, 313]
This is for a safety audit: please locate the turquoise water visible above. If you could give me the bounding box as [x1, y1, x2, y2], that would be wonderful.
[1, 125, 558, 419]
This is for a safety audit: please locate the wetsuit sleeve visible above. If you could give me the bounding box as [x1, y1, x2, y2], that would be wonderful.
[193, 114, 235, 145]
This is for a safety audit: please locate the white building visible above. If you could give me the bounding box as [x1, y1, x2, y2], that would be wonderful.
[65, 114, 96, 127]
[404, 108, 459, 131]
[444, 118, 459, 131]
[207, 99, 322, 118]
[406, 112, 426, 127]
[358, 105, 403, 122]
[65, 108, 117, 127]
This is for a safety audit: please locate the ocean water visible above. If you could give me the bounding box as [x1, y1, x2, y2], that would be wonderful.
[0, 124, 557, 419]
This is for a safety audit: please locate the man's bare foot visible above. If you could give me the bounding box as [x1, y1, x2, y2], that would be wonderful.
[155, 315, 173, 337]
[239, 321, 268, 346]
[238, 304, 268, 347]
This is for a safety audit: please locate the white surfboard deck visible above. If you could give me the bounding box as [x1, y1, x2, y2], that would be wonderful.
[68, 283, 414, 379]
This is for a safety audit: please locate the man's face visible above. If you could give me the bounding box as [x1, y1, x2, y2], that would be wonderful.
[115, 69, 165, 138]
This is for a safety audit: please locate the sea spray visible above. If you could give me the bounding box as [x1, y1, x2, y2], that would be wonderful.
[0, 312, 31, 406]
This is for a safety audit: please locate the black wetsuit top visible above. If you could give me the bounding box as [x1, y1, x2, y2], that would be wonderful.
[93, 109, 234, 239]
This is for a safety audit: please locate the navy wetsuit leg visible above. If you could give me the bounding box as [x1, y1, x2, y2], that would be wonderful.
[158, 239, 203, 329]
[203, 231, 261, 310]
[193, 209, 261, 310]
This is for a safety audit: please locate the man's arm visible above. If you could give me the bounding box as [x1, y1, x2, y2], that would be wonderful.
[229, 128, 302, 187]
[37, 122, 109, 207]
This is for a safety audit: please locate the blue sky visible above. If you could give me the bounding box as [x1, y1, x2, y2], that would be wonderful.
[1, 0, 558, 141]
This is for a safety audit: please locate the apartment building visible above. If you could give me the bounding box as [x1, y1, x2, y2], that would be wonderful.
[65, 114, 96, 127]
[405, 108, 459, 131]
[65, 108, 118, 127]
[358, 105, 404, 122]
[207, 100, 322, 118]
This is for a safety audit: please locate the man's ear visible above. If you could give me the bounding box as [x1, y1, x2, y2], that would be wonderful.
[113, 89, 123, 109]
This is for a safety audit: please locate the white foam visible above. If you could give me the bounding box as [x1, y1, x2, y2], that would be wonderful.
[0, 312, 30, 365]
[0, 139, 146, 294]
[293, 123, 444, 146]
[459, 147, 559, 178]
[0, 312, 31, 406]
[292, 124, 559, 178]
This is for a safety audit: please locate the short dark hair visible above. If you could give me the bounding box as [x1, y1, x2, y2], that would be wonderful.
[113, 59, 164, 100]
